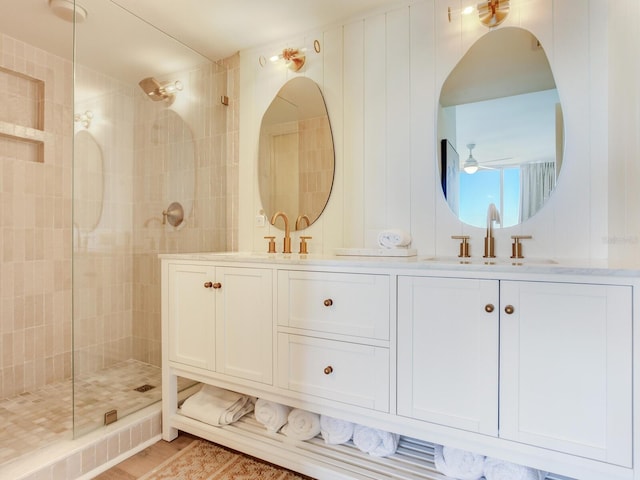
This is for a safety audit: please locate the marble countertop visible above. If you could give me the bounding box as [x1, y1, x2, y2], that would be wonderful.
[159, 251, 640, 278]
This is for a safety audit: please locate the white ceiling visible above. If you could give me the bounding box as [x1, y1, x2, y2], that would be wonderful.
[0, 0, 400, 83]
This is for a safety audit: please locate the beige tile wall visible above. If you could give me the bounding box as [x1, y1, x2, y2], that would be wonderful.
[0, 29, 239, 396]
[131, 55, 237, 366]
[0, 33, 73, 399]
[73, 65, 135, 376]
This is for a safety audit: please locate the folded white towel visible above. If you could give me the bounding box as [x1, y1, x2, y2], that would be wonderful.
[254, 398, 291, 433]
[282, 409, 321, 441]
[179, 384, 254, 426]
[377, 229, 412, 248]
[320, 415, 355, 445]
[433, 444, 485, 480]
[484, 457, 548, 480]
[352, 425, 400, 457]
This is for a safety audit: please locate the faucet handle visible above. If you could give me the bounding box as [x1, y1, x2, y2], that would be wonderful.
[510, 235, 532, 259]
[299, 236, 312, 254]
[451, 235, 471, 258]
[264, 236, 276, 253]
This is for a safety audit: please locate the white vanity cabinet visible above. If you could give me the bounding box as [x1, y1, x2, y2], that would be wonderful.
[397, 276, 499, 435]
[161, 255, 637, 480]
[499, 280, 632, 467]
[164, 261, 273, 384]
[397, 275, 633, 468]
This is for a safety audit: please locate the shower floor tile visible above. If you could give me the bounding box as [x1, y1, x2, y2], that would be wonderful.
[0, 359, 192, 468]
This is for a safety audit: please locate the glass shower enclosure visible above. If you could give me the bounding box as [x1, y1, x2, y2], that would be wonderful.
[73, 0, 229, 437]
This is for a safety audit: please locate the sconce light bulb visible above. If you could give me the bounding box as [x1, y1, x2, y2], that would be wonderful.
[462, 6, 474, 15]
[74, 110, 94, 128]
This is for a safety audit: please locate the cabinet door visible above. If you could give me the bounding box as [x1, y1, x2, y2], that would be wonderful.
[167, 263, 216, 370]
[397, 276, 499, 435]
[215, 267, 273, 384]
[500, 281, 632, 467]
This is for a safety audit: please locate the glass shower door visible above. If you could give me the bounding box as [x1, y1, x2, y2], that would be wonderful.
[72, 0, 228, 437]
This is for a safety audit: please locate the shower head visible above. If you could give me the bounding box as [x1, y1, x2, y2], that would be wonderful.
[138, 77, 183, 102]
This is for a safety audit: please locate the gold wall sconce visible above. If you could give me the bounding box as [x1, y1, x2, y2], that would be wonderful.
[478, 0, 510, 27]
[267, 41, 320, 71]
[270, 48, 306, 71]
[138, 77, 183, 103]
[74, 110, 93, 128]
[448, 0, 510, 28]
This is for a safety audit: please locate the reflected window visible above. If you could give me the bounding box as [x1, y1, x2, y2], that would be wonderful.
[459, 167, 520, 228]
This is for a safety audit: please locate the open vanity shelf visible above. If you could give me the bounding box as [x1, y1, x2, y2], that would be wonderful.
[161, 253, 638, 480]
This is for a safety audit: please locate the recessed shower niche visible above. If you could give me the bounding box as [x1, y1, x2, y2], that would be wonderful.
[0, 66, 45, 163]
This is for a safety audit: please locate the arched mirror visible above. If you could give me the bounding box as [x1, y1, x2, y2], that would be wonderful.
[73, 130, 104, 231]
[258, 77, 335, 230]
[438, 27, 563, 228]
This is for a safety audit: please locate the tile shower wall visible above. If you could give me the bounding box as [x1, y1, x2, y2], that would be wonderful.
[73, 64, 135, 376]
[131, 54, 239, 366]
[1, 29, 240, 397]
[0, 33, 73, 399]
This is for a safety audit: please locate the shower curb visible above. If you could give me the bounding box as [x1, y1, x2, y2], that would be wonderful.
[2, 404, 162, 480]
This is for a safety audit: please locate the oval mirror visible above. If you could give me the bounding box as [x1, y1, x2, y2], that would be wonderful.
[438, 27, 563, 228]
[258, 77, 335, 230]
[73, 130, 104, 231]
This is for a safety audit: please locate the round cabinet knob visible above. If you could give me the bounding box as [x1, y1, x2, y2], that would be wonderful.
[204, 281, 213, 288]
[323, 366, 333, 375]
[212, 282, 222, 289]
[484, 304, 495, 313]
[504, 305, 515, 315]
[323, 299, 333, 307]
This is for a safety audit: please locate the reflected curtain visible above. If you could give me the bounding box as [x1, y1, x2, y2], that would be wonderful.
[519, 162, 555, 222]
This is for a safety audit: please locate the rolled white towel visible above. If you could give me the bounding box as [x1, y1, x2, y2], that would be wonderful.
[377, 229, 412, 248]
[320, 415, 355, 445]
[484, 457, 548, 480]
[254, 398, 291, 433]
[179, 384, 253, 426]
[352, 425, 400, 457]
[282, 409, 321, 441]
[433, 444, 485, 480]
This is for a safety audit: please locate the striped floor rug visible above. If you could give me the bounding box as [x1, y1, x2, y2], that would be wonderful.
[140, 439, 312, 480]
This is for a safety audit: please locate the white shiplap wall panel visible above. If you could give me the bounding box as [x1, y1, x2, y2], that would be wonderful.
[587, 0, 609, 260]
[363, 13, 388, 246]
[321, 26, 346, 253]
[520, 0, 554, 52]
[385, 7, 412, 232]
[342, 20, 366, 248]
[548, 0, 592, 259]
[239, 0, 613, 262]
[409, 0, 436, 254]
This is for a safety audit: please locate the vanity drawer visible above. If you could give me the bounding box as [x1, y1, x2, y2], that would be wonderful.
[277, 270, 390, 340]
[277, 333, 389, 412]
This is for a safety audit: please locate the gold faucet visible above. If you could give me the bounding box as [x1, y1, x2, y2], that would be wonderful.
[295, 214, 310, 230]
[483, 203, 501, 258]
[270, 211, 291, 253]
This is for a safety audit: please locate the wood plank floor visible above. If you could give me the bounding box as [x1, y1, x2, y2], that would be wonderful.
[93, 432, 197, 479]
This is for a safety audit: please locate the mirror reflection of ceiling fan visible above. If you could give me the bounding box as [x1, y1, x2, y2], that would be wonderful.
[462, 143, 513, 174]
